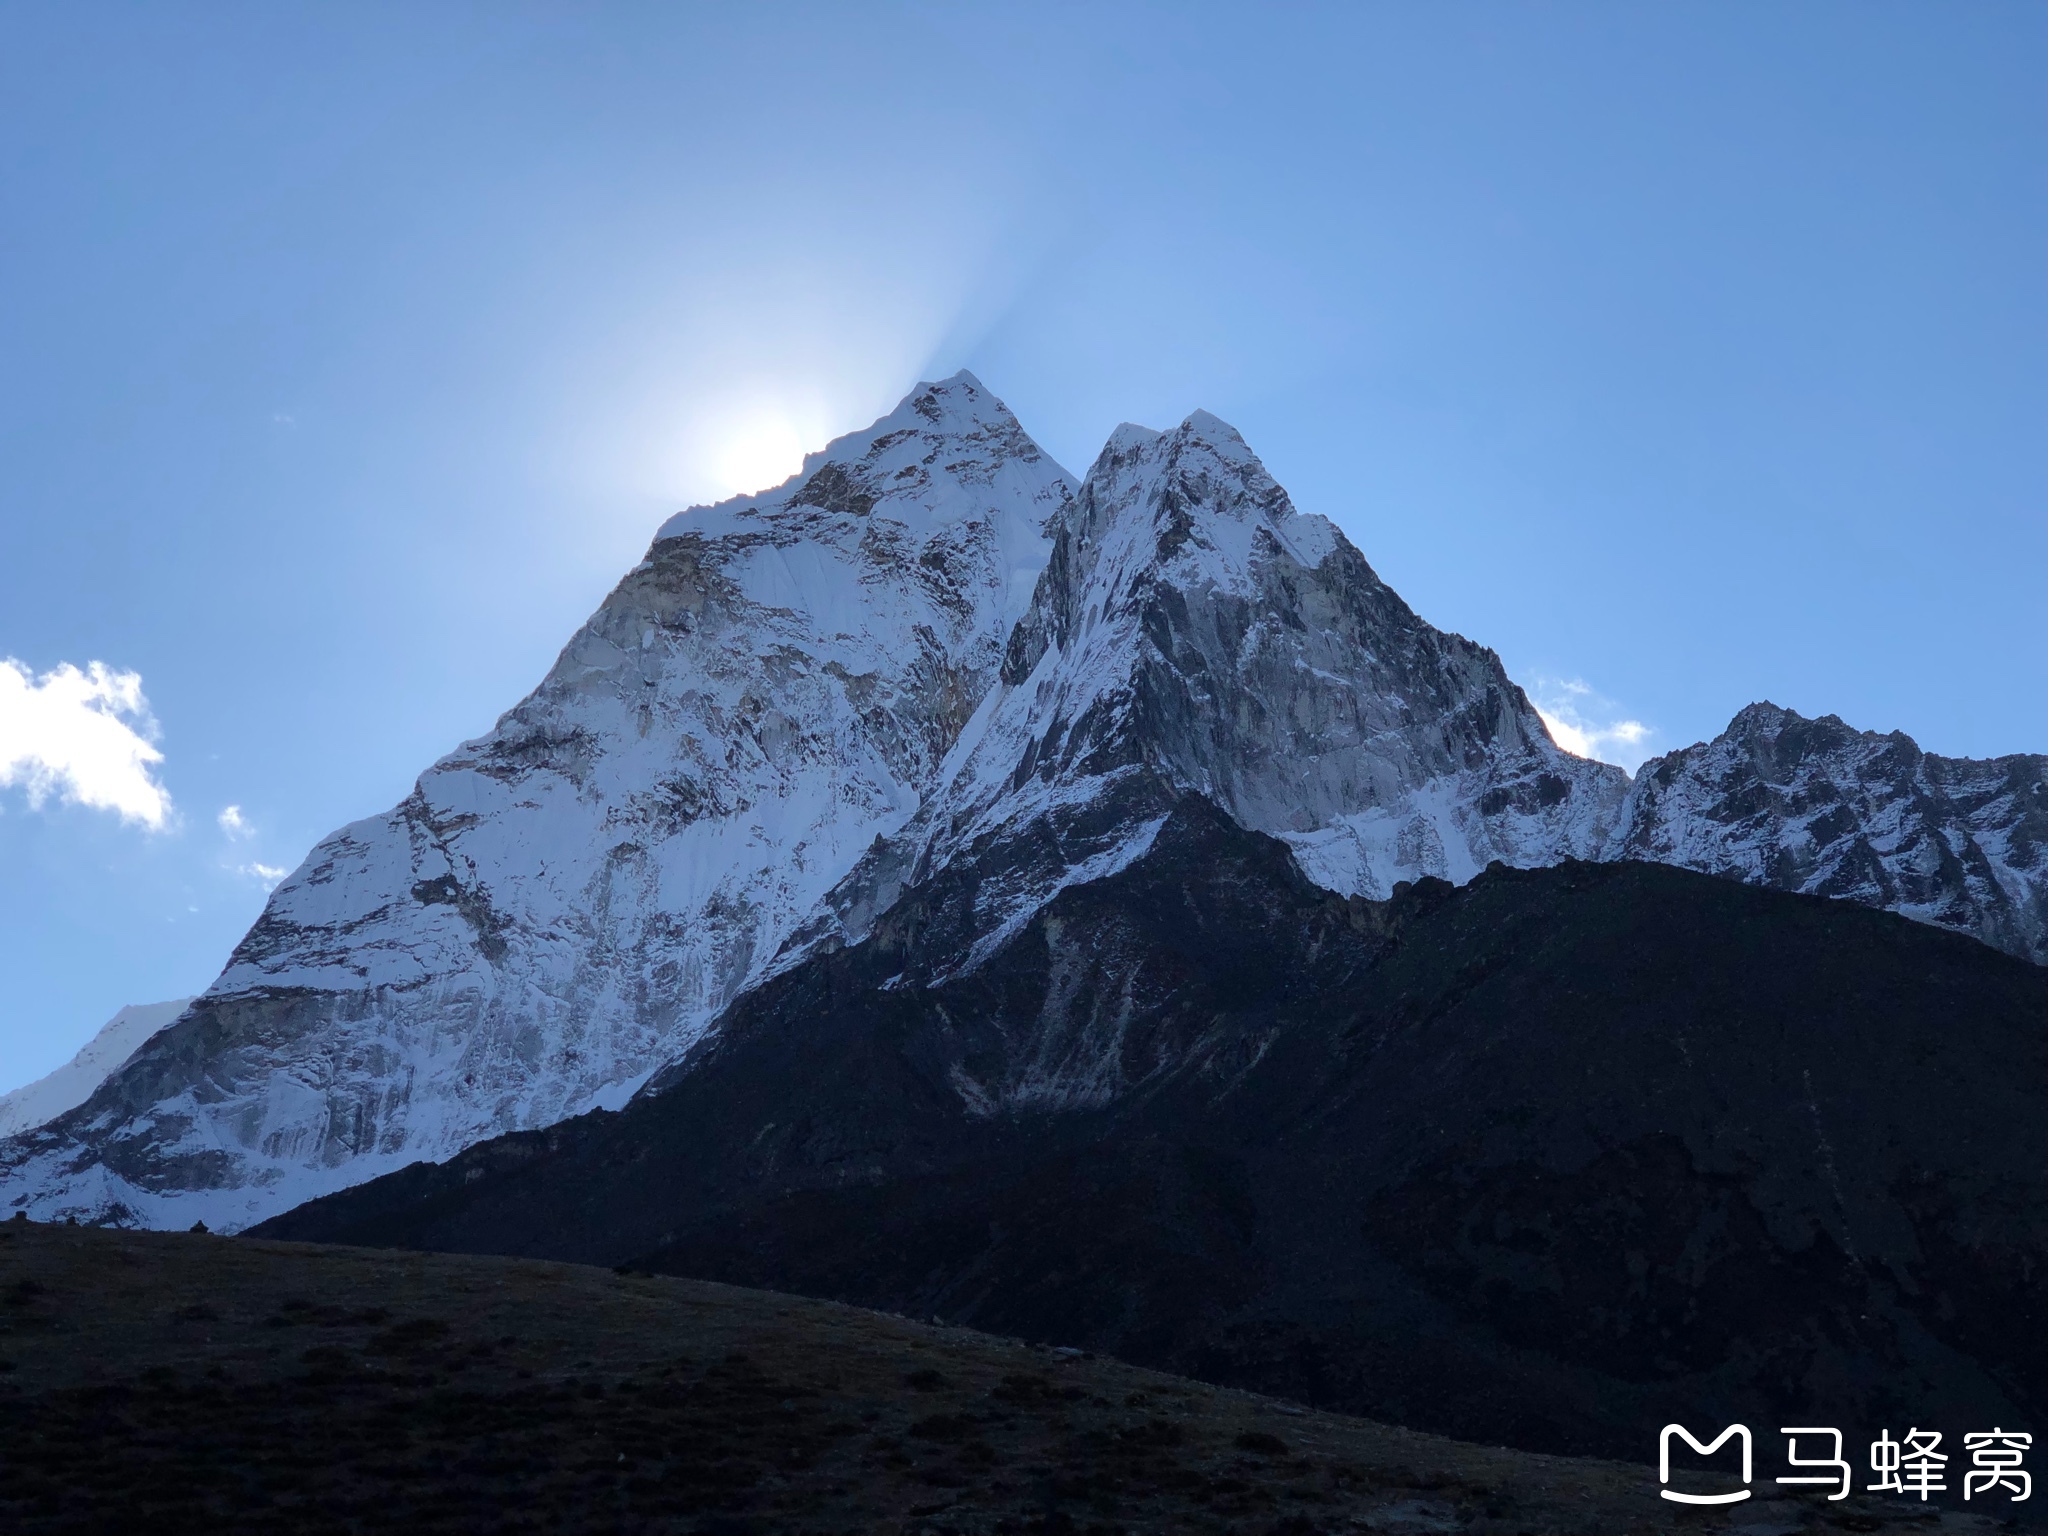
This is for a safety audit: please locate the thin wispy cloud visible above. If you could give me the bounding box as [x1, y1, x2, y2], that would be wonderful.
[218, 805, 287, 886]
[1526, 675, 1657, 773]
[0, 659, 172, 828]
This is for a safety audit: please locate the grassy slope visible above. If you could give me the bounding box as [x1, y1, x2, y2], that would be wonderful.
[0, 1220, 2011, 1534]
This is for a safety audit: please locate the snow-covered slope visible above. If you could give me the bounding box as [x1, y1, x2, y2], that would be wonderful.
[0, 373, 1071, 1230]
[1614, 702, 2048, 963]
[787, 410, 1628, 978]
[0, 1000, 193, 1140]
[5, 377, 2039, 1235]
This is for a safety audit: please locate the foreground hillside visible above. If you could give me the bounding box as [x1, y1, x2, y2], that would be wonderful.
[0, 1221, 2011, 1534]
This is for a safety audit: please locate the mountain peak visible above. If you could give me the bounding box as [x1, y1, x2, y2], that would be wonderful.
[898, 368, 1009, 430]
[9, 376, 2040, 1237]
[1178, 407, 1249, 448]
[787, 406, 1629, 976]
[656, 371, 1064, 546]
[1619, 702, 2045, 961]
[0, 378, 1077, 1230]
[1073, 407, 1336, 580]
[1727, 699, 1794, 731]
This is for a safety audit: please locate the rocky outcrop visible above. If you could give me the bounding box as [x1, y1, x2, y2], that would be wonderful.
[0, 1000, 192, 1140]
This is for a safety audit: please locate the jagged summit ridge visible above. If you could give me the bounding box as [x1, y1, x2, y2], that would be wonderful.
[785, 409, 1628, 976]
[1617, 701, 2047, 962]
[0, 373, 1073, 1230]
[4, 375, 2041, 1236]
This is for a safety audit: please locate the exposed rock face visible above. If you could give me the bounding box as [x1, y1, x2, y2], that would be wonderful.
[1614, 701, 2048, 963]
[0, 1000, 192, 1140]
[786, 412, 1627, 977]
[0, 373, 1071, 1230]
[4, 379, 2041, 1236]
[259, 801, 2048, 1460]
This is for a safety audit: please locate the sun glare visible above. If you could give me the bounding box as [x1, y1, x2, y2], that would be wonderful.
[713, 414, 808, 497]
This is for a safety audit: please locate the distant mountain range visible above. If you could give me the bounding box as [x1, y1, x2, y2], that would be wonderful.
[4, 373, 2041, 1237]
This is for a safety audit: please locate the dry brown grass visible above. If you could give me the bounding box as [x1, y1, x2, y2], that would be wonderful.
[0, 1219, 2004, 1534]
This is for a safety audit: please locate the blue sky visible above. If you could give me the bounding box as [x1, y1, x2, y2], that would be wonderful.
[2, 2, 2043, 1089]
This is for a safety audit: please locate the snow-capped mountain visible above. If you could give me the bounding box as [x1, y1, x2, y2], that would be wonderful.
[3, 377, 2041, 1233]
[787, 410, 1628, 978]
[0, 373, 1071, 1229]
[1615, 701, 2048, 964]
[0, 999, 192, 1140]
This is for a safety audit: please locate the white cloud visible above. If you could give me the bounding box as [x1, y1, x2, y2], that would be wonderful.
[0, 658, 172, 828]
[238, 861, 289, 890]
[1526, 675, 1657, 773]
[219, 804, 288, 887]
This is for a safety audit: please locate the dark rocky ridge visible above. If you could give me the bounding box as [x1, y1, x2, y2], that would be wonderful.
[260, 797, 2048, 1463]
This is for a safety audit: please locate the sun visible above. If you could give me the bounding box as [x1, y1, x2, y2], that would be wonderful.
[713, 414, 808, 497]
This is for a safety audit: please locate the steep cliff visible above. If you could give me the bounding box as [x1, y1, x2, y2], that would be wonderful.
[0, 374, 1070, 1229]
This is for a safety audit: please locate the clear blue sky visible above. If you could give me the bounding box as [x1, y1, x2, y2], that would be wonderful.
[2, 2, 2043, 1088]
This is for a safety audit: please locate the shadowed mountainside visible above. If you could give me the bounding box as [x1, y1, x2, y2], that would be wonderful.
[261, 799, 2048, 1464]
